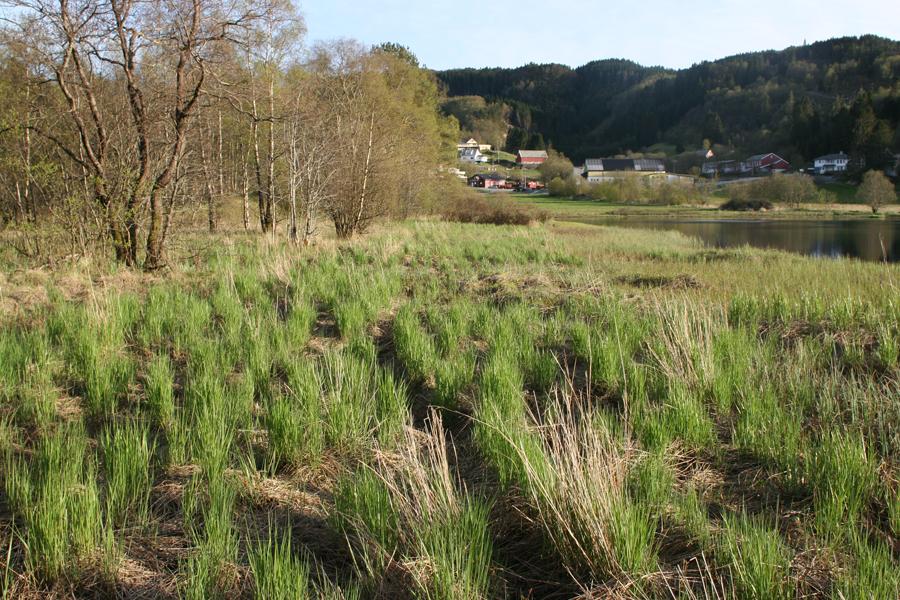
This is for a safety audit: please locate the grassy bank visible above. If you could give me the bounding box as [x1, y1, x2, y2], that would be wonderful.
[1, 221, 898, 598]
[511, 193, 900, 221]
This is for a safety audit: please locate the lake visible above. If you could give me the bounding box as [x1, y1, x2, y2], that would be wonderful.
[581, 217, 900, 263]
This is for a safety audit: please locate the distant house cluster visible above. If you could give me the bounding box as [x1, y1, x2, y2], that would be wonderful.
[583, 158, 667, 183]
[467, 172, 544, 191]
[457, 138, 492, 153]
[702, 153, 790, 177]
[456, 139, 551, 169]
[468, 173, 507, 189]
[457, 138, 492, 163]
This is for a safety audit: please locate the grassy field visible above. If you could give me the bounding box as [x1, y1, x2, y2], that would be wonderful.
[485, 150, 518, 164]
[1, 220, 899, 598]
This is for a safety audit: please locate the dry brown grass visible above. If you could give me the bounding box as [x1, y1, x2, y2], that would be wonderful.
[441, 191, 548, 226]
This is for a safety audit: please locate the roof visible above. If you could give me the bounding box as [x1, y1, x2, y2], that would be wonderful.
[584, 158, 666, 172]
[745, 153, 780, 161]
[459, 148, 481, 157]
[517, 150, 549, 159]
[471, 172, 505, 181]
[815, 153, 849, 161]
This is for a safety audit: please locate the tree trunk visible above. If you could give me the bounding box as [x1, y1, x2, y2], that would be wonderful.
[23, 87, 34, 221]
[14, 181, 25, 224]
[287, 125, 298, 243]
[251, 111, 268, 231]
[352, 111, 376, 236]
[144, 187, 165, 270]
[200, 119, 218, 232]
[217, 109, 225, 196]
[241, 148, 251, 231]
[266, 75, 277, 237]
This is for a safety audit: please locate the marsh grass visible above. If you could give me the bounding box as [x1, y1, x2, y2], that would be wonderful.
[248, 525, 311, 600]
[806, 430, 878, 540]
[720, 513, 793, 600]
[1, 221, 898, 598]
[333, 417, 493, 598]
[144, 352, 176, 431]
[100, 420, 154, 529]
[7, 424, 111, 584]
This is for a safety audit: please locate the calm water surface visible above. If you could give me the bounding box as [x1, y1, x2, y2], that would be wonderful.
[581, 218, 900, 263]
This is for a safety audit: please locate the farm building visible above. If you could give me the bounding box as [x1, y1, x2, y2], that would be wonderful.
[701, 160, 741, 177]
[468, 173, 507, 189]
[743, 153, 790, 174]
[703, 153, 791, 177]
[517, 150, 548, 167]
[583, 158, 666, 183]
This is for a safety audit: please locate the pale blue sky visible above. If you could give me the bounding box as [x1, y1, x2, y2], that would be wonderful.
[301, 0, 900, 70]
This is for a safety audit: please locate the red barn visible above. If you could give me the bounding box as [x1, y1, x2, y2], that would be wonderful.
[517, 150, 548, 167]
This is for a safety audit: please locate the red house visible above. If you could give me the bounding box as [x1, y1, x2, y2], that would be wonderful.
[517, 150, 548, 167]
[742, 153, 790, 174]
[468, 173, 507, 189]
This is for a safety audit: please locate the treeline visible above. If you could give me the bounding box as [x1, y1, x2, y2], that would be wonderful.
[438, 36, 900, 164]
[0, 1, 455, 269]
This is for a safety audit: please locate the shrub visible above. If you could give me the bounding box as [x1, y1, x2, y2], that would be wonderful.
[856, 169, 896, 214]
[442, 190, 546, 225]
[588, 181, 621, 202]
[720, 197, 774, 211]
[538, 150, 575, 183]
[585, 177, 695, 205]
[547, 176, 579, 198]
[728, 173, 822, 207]
[648, 181, 693, 205]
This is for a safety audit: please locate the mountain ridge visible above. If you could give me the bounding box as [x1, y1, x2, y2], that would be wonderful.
[437, 35, 900, 167]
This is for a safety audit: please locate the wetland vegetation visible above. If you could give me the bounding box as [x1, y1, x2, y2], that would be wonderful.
[2, 219, 898, 598]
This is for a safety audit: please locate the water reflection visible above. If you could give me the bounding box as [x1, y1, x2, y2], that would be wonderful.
[583, 218, 900, 263]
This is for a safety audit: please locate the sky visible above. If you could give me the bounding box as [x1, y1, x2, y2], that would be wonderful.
[300, 0, 900, 70]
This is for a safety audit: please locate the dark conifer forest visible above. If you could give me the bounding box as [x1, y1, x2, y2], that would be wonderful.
[438, 35, 900, 165]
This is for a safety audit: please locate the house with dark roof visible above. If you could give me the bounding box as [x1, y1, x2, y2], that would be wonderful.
[702, 153, 790, 177]
[468, 173, 507, 189]
[701, 160, 740, 177]
[583, 158, 666, 183]
[517, 150, 549, 167]
[459, 147, 488, 164]
[742, 153, 790, 174]
[814, 153, 850, 175]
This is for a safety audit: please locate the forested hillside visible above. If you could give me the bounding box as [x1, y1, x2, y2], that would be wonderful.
[438, 36, 900, 166]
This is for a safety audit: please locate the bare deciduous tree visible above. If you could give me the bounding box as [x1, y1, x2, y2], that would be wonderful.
[4, 0, 266, 268]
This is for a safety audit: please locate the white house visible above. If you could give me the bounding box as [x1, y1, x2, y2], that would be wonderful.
[459, 147, 488, 164]
[814, 153, 850, 175]
[457, 138, 492, 153]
